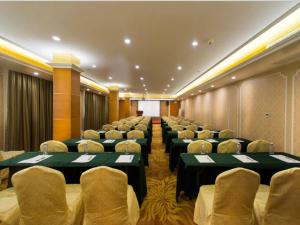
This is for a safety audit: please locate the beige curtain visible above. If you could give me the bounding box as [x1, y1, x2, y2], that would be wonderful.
[84, 91, 107, 130]
[6, 71, 53, 151]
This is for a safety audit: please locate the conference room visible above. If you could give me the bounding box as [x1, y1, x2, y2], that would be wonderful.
[0, 1, 300, 225]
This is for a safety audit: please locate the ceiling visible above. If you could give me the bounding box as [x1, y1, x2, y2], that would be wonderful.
[0, 1, 298, 95]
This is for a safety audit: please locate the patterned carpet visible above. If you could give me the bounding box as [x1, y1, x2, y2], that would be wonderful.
[138, 124, 196, 225]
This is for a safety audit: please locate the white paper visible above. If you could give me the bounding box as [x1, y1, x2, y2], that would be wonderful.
[206, 139, 219, 143]
[211, 131, 219, 134]
[183, 139, 193, 143]
[76, 140, 86, 144]
[103, 139, 115, 143]
[72, 155, 96, 163]
[18, 155, 53, 164]
[115, 155, 134, 163]
[231, 138, 244, 143]
[120, 131, 126, 133]
[195, 155, 215, 163]
[129, 139, 137, 142]
[270, 155, 300, 163]
[98, 131, 106, 134]
[195, 131, 201, 133]
[233, 155, 258, 163]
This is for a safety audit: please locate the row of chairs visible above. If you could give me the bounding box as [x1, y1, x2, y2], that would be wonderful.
[187, 139, 272, 154]
[0, 166, 140, 225]
[83, 129, 145, 140]
[40, 140, 142, 153]
[193, 167, 300, 225]
[176, 129, 235, 139]
[102, 116, 151, 132]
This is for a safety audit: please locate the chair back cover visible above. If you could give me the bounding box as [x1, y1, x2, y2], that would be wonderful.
[211, 168, 260, 225]
[80, 167, 131, 225]
[102, 124, 115, 131]
[78, 140, 104, 153]
[171, 125, 184, 131]
[180, 120, 190, 126]
[105, 130, 123, 139]
[40, 140, 68, 153]
[135, 124, 147, 131]
[219, 129, 235, 139]
[117, 124, 131, 131]
[202, 125, 211, 130]
[115, 140, 141, 153]
[127, 130, 144, 139]
[112, 121, 121, 126]
[217, 139, 240, 153]
[247, 140, 270, 153]
[187, 140, 212, 154]
[178, 130, 194, 139]
[198, 130, 213, 139]
[186, 124, 198, 131]
[83, 130, 100, 139]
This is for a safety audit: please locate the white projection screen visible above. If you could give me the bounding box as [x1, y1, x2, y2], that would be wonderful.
[138, 100, 160, 117]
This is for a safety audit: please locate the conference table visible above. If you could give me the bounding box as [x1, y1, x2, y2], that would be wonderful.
[0, 152, 147, 205]
[63, 138, 149, 166]
[169, 138, 251, 171]
[176, 152, 300, 201]
[165, 130, 220, 153]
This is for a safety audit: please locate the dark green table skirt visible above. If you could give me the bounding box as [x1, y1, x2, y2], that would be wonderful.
[0, 152, 147, 205]
[169, 138, 251, 171]
[63, 138, 149, 166]
[176, 152, 300, 201]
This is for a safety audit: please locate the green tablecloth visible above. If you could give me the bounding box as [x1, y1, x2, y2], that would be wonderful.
[176, 152, 300, 200]
[63, 138, 149, 166]
[0, 152, 147, 205]
[169, 138, 251, 171]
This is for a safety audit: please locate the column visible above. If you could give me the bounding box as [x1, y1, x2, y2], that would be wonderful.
[108, 86, 119, 123]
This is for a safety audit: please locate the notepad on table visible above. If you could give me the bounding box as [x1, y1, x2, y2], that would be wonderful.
[206, 139, 218, 143]
[115, 155, 134, 163]
[270, 155, 300, 163]
[18, 155, 53, 164]
[72, 155, 96, 163]
[76, 140, 86, 144]
[231, 138, 244, 142]
[103, 139, 115, 143]
[183, 139, 192, 143]
[233, 155, 258, 163]
[195, 155, 215, 163]
[98, 130, 106, 134]
[211, 131, 219, 134]
[120, 131, 126, 134]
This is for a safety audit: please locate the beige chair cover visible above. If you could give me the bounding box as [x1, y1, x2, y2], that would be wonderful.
[11, 166, 83, 225]
[125, 122, 134, 128]
[198, 130, 213, 139]
[194, 168, 260, 225]
[188, 140, 212, 154]
[171, 125, 184, 131]
[247, 140, 270, 153]
[127, 130, 144, 139]
[118, 124, 131, 131]
[40, 140, 68, 153]
[168, 121, 178, 127]
[217, 139, 240, 153]
[186, 124, 198, 131]
[112, 121, 122, 126]
[134, 124, 147, 131]
[180, 120, 190, 126]
[80, 167, 139, 225]
[115, 141, 141, 153]
[202, 125, 211, 130]
[105, 130, 123, 139]
[83, 130, 100, 139]
[219, 129, 235, 139]
[77, 140, 104, 153]
[102, 124, 115, 131]
[254, 168, 300, 225]
[0, 187, 20, 225]
[178, 130, 194, 139]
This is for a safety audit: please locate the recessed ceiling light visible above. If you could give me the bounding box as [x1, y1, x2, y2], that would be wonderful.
[52, 36, 61, 41]
[140, 77, 144, 81]
[163, 92, 165, 94]
[177, 66, 182, 71]
[98, 92, 101, 94]
[124, 38, 131, 45]
[198, 90, 202, 92]
[33, 72, 39, 76]
[191, 93, 194, 96]
[135, 65, 140, 69]
[108, 76, 113, 80]
[192, 40, 198, 47]
[171, 77, 175, 81]
[211, 85, 215, 88]
[231, 76, 236, 80]
[145, 88, 147, 91]
[167, 84, 170, 87]
[164, 89, 167, 91]
[124, 88, 127, 91]
[142, 84, 146, 87]
[92, 65, 96, 68]
[86, 88, 90, 91]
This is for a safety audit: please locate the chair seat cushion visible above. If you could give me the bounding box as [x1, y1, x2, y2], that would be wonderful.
[254, 185, 270, 225]
[127, 185, 140, 225]
[65, 184, 84, 225]
[0, 187, 20, 225]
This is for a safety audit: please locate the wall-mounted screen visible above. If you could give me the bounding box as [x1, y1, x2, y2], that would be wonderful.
[138, 100, 160, 117]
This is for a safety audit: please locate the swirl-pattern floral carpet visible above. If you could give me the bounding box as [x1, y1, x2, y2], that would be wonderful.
[138, 124, 196, 225]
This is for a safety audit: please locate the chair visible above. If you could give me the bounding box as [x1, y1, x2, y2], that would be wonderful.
[115, 140, 141, 153]
[0, 187, 20, 225]
[127, 130, 144, 139]
[219, 129, 235, 139]
[125, 122, 134, 128]
[112, 121, 122, 126]
[186, 124, 198, 131]
[178, 130, 194, 139]
[40, 140, 68, 153]
[217, 139, 241, 153]
[134, 124, 147, 132]
[171, 125, 184, 131]
[83, 130, 100, 139]
[188, 140, 213, 154]
[11, 166, 83, 225]
[202, 125, 211, 130]
[198, 130, 213, 139]
[80, 166, 139, 225]
[180, 120, 190, 126]
[118, 124, 131, 132]
[247, 140, 271, 153]
[168, 121, 178, 127]
[102, 124, 115, 131]
[194, 121, 203, 126]
[254, 168, 300, 225]
[105, 130, 123, 139]
[194, 168, 260, 225]
[77, 140, 104, 153]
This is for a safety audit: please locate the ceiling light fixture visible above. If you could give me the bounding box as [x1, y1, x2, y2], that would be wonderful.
[198, 90, 202, 92]
[86, 88, 90, 91]
[211, 85, 215, 88]
[191, 93, 194, 96]
[52, 36, 61, 41]
[140, 77, 144, 81]
[145, 88, 148, 91]
[135, 65, 140, 69]
[92, 65, 96, 68]
[167, 84, 170, 87]
[33, 72, 39, 76]
[143, 84, 146, 87]
[177, 66, 182, 71]
[124, 38, 131, 45]
[171, 77, 175, 81]
[108, 76, 113, 80]
[192, 40, 198, 47]
[231, 76, 236, 80]
[124, 88, 127, 91]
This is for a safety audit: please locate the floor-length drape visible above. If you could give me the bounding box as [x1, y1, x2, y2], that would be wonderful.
[84, 91, 107, 130]
[6, 71, 53, 151]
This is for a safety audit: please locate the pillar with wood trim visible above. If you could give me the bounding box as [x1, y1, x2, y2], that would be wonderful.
[108, 86, 119, 123]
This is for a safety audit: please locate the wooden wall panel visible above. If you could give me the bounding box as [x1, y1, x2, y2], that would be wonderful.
[130, 100, 138, 116]
[108, 90, 119, 123]
[119, 98, 130, 119]
[160, 101, 169, 117]
[170, 101, 180, 116]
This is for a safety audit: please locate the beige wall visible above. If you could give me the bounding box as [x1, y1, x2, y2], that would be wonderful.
[181, 61, 300, 155]
[0, 70, 4, 149]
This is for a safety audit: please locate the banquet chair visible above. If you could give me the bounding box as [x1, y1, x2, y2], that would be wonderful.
[202, 125, 211, 130]
[115, 140, 141, 153]
[194, 168, 260, 225]
[40, 140, 68, 153]
[112, 121, 122, 126]
[180, 120, 190, 126]
[80, 166, 139, 225]
[219, 129, 235, 139]
[83, 130, 100, 139]
[77, 140, 104, 153]
[105, 130, 123, 139]
[0, 187, 20, 225]
[187, 140, 212, 154]
[186, 124, 198, 132]
[134, 124, 147, 131]
[171, 125, 184, 131]
[11, 166, 83, 225]
[217, 139, 241, 153]
[102, 124, 115, 131]
[127, 130, 144, 139]
[168, 121, 178, 127]
[247, 140, 271, 153]
[118, 124, 131, 132]
[178, 130, 194, 139]
[254, 168, 300, 225]
[198, 130, 213, 139]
